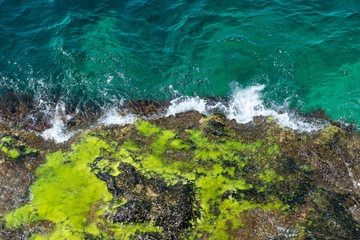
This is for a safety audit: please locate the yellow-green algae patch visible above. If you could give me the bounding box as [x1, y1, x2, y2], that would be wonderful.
[2, 111, 360, 239]
[1, 118, 289, 239]
[104, 119, 288, 239]
[5, 115, 357, 239]
[3, 135, 161, 239]
[0, 136, 37, 159]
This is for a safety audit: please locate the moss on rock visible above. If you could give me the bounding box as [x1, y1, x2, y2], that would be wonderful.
[0, 136, 38, 161]
[1, 111, 360, 239]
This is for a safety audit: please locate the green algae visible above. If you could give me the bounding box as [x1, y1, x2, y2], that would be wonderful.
[109, 120, 289, 239]
[8, 149, 20, 158]
[0, 136, 37, 159]
[93, 158, 122, 176]
[259, 169, 285, 183]
[3, 135, 162, 239]
[4, 136, 113, 238]
[1, 136, 13, 144]
[5, 115, 356, 239]
[135, 119, 161, 137]
[79, 119, 289, 239]
[315, 125, 340, 144]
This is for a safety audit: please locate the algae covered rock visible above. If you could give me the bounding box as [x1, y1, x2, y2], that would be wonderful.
[1, 111, 360, 239]
[0, 134, 43, 218]
[96, 162, 196, 231]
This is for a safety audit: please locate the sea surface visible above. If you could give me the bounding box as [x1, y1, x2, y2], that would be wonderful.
[1, 0, 360, 140]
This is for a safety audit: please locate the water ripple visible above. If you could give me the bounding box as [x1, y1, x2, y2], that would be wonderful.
[0, 0, 359, 127]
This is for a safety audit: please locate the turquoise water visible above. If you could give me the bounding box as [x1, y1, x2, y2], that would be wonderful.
[1, 0, 360, 126]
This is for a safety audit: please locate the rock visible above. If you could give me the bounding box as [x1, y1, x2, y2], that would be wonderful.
[133, 231, 179, 240]
[125, 99, 169, 116]
[0, 92, 52, 132]
[1, 111, 360, 239]
[111, 200, 151, 223]
[101, 162, 196, 231]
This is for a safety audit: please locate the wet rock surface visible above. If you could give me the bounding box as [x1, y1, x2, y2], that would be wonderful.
[0, 134, 43, 216]
[0, 132, 58, 239]
[125, 99, 170, 116]
[0, 220, 55, 240]
[96, 162, 196, 232]
[133, 231, 179, 240]
[0, 92, 103, 133]
[0, 92, 48, 132]
[0, 110, 360, 239]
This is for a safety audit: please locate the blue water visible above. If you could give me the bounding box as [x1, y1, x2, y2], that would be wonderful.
[1, 0, 360, 126]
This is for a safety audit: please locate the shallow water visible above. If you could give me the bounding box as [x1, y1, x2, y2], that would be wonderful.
[1, 0, 359, 131]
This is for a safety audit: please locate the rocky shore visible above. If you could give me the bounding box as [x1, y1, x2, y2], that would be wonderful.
[0, 95, 360, 239]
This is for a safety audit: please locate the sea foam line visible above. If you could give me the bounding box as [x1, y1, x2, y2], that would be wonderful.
[98, 108, 137, 126]
[40, 102, 76, 143]
[166, 84, 328, 132]
[40, 84, 328, 143]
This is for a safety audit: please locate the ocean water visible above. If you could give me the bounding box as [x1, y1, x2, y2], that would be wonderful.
[1, 0, 360, 139]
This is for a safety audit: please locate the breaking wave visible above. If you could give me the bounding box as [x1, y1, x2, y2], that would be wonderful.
[37, 84, 328, 143]
[166, 84, 328, 132]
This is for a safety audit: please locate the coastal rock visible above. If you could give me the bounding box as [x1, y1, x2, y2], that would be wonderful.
[0, 135, 42, 215]
[108, 163, 195, 231]
[0, 92, 52, 132]
[125, 99, 170, 116]
[0, 111, 360, 239]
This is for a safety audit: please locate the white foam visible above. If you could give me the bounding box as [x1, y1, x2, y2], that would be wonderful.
[165, 84, 327, 132]
[99, 107, 137, 126]
[41, 116, 76, 143]
[39, 102, 136, 143]
[40, 102, 76, 143]
[226, 85, 271, 123]
[36, 84, 327, 142]
[226, 84, 327, 132]
[166, 96, 208, 116]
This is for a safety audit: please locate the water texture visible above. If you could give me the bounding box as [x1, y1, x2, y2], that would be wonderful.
[0, 0, 359, 126]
